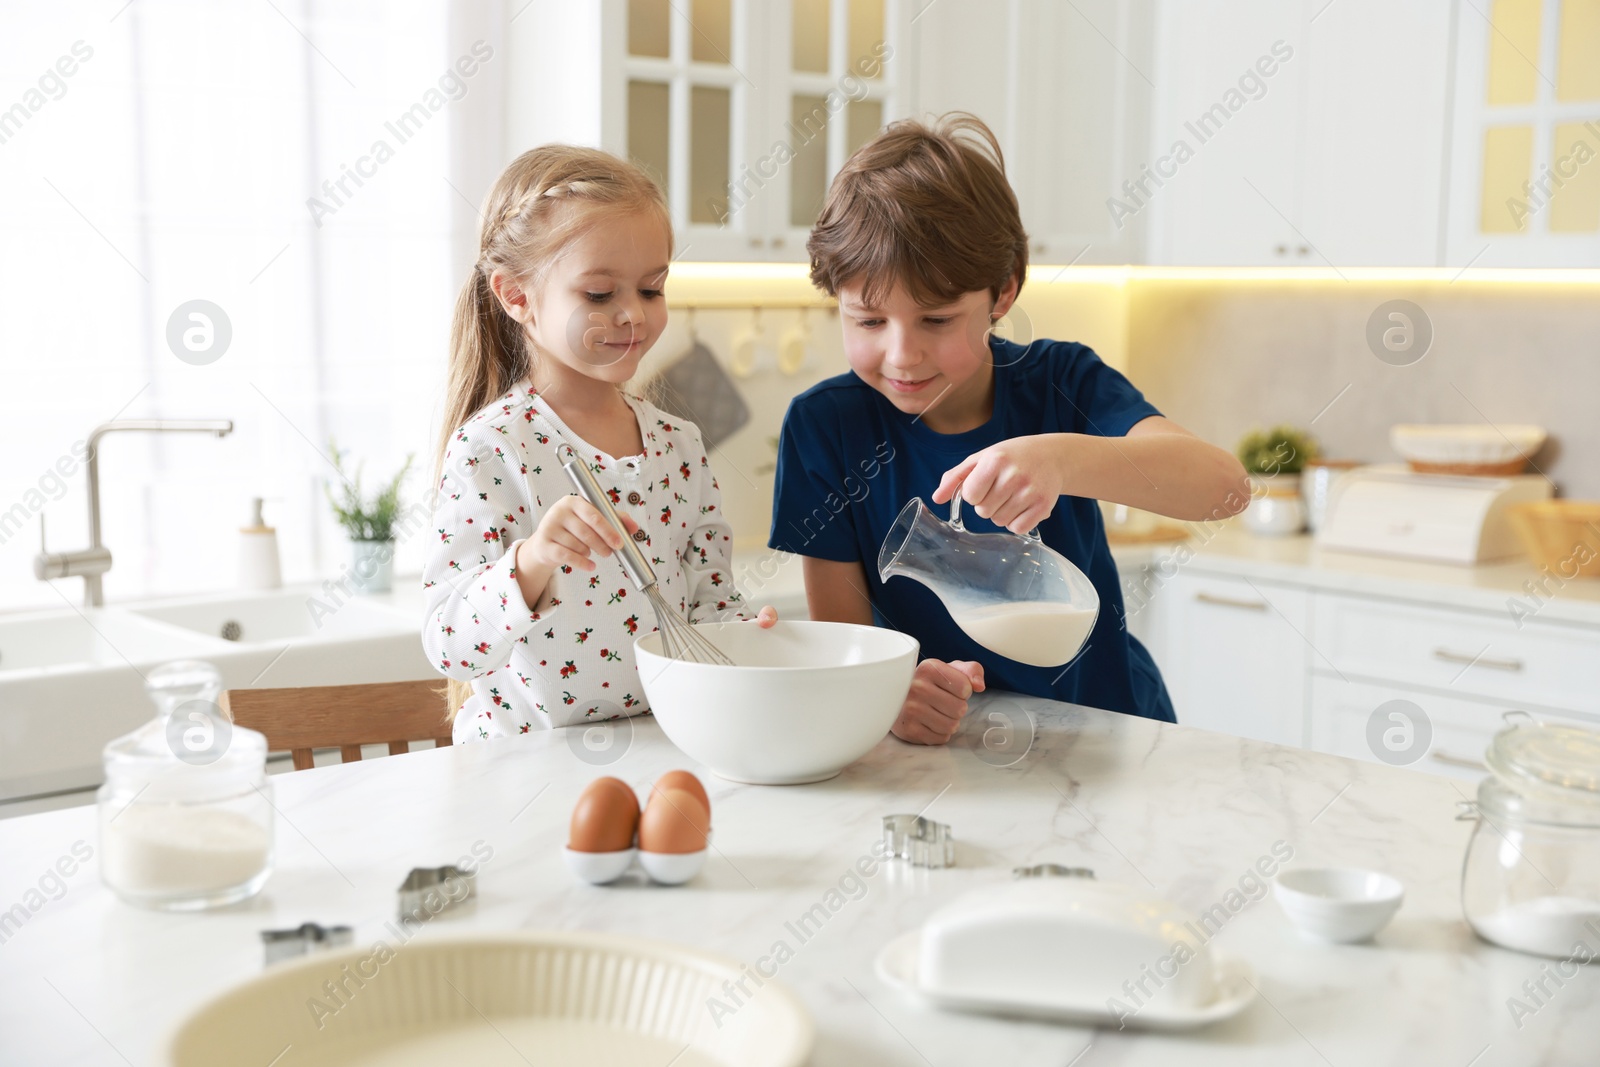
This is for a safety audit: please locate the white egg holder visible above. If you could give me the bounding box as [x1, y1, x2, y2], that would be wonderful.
[563, 833, 712, 887]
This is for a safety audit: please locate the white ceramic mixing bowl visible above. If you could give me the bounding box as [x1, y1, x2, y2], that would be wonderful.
[635, 620, 918, 785]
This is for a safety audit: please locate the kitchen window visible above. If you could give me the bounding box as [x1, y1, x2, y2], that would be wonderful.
[0, 0, 502, 611]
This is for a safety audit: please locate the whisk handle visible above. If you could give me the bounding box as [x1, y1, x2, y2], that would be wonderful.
[558, 446, 658, 592]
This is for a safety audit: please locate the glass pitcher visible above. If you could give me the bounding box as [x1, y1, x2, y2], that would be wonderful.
[877, 491, 1099, 667]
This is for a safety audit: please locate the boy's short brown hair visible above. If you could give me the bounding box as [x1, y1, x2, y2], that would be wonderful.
[807, 111, 1027, 310]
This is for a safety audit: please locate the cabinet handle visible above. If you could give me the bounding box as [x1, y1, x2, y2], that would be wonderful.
[770, 236, 785, 248]
[1274, 244, 1288, 256]
[1432, 648, 1524, 672]
[749, 236, 764, 248]
[1431, 751, 1489, 772]
[1195, 592, 1268, 611]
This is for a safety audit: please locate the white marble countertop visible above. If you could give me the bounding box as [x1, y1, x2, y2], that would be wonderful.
[2, 693, 1594, 1066]
[1110, 521, 1600, 628]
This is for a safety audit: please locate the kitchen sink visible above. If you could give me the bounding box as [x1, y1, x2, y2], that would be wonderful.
[0, 585, 432, 808]
[0, 608, 225, 674]
[130, 588, 416, 644]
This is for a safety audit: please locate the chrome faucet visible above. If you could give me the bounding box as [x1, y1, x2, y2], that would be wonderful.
[34, 419, 234, 607]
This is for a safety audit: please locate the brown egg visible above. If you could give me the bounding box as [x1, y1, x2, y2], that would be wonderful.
[651, 770, 710, 819]
[638, 788, 710, 855]
[568, 777, 640, 853]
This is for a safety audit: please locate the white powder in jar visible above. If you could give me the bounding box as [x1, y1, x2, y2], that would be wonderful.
[102, 805, 271, 897]
[1472, 896, 1600, 959]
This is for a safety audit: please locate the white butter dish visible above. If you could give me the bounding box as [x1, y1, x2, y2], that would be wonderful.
[876, 879, 1256, 1030]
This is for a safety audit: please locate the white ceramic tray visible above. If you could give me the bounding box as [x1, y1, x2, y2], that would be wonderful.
[875, 929, 1256, 1031]
[165, 930, 813, 1066]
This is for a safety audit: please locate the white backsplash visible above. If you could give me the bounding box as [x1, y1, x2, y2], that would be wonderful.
[1124, 282, 1600, 498]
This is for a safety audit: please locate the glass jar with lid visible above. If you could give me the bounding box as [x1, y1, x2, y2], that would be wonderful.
[1459, 712, 1600, 959]
[98, 660, 274, 910]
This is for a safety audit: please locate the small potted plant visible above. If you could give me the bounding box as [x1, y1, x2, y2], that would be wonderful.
[1236, 426, 1317, 536]
[325, 440, 413, 593]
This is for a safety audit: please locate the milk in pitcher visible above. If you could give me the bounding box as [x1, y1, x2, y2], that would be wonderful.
[950, 602, 1097, 667]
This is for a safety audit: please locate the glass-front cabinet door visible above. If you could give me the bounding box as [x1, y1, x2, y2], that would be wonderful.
[618, 0, 909, 262]
[767, 0, 901, 255]
[622, 0, 755, 261]
[1448, 0, 1600, 266]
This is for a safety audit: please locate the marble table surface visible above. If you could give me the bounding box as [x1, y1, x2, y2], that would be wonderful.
[1, 693, 1595, 1067]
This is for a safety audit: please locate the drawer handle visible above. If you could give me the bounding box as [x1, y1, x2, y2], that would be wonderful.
[1432, 648, 1524, 672]
[1431, 751, 1489, 772]
[1195, 592, 1268, 611]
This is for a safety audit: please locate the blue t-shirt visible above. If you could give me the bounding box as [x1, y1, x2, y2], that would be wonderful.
[767, 335, 1175, 722]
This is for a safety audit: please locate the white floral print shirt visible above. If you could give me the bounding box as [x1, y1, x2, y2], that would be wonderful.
[422, 381, 751, 740]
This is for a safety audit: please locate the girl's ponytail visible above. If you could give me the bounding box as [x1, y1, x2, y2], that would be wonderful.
[434, 264, 528, 485]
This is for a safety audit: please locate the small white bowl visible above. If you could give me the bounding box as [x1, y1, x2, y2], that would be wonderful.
[639, 849, 707, 885]
[1274, 867, 1404, 943]
[563, 847, 636, 885]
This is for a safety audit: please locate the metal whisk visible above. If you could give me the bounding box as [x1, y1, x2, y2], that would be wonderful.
[558, 444, 735, 665]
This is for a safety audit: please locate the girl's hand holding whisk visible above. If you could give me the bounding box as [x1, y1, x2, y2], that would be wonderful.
[523, 495, 638, 573]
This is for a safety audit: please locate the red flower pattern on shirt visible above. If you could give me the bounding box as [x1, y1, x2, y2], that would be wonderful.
[421, 383, 751, 741]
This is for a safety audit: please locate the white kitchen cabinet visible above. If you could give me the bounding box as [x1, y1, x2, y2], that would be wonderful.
[1310, 674, 1498, 781]
[508, 0, 914, 262]
[1297, 0, 1456, 267]
[1146, 0, 1305, 265]
[909, 0, 1156, 264]
[1140, 554, 1600, 770]
[1309, 673, 1598, 782]
[758, 0, 914, 256]
[508, 1, 1593, 267]
[1307, 589, 1600, 778]
[514, 0, 1160, 265]
[1314, 591, 1600, 713]
[1153, 572, 1310, 745]
[1147, 0, 1453, 266]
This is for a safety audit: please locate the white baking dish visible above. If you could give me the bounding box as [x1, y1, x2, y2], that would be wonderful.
[165, 930, 812, 1066]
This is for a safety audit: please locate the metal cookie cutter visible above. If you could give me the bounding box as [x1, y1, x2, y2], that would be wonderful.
[1013, 864, 1096, 880]
[883, 814, 955, 869]
[398, 864, 477, 922]
[260, 922, 353, 966]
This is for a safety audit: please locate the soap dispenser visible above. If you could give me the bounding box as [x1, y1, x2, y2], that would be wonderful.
[237, 497, 282, 590]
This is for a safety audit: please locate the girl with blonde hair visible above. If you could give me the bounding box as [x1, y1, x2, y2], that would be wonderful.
[424, 145, 774, 740]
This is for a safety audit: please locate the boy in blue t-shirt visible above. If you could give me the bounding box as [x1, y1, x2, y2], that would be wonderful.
[769, 113, 1250, 744]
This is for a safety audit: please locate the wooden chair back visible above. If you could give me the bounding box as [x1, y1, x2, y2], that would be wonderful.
[221, 679, 453, 771]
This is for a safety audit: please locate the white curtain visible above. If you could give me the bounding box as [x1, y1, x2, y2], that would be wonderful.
[0, 0, 506, 612]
